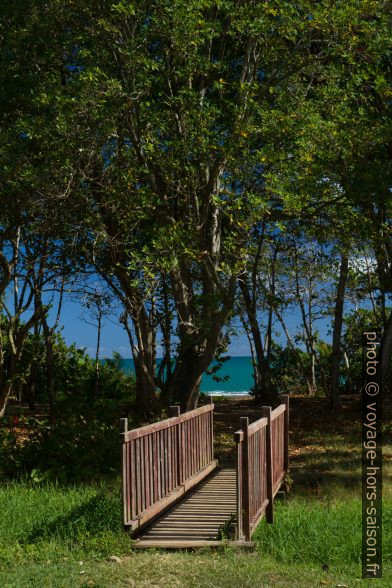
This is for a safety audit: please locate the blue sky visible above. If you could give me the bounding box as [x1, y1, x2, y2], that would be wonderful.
[55, 297, 331, 359]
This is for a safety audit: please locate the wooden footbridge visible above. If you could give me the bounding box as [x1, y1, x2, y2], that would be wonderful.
[120, 395, 289, 548]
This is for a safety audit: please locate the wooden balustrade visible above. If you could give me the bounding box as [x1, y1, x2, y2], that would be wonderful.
[235, 395, 289, 541]
[121, 400, 217, 532]
[121, 393, 290, 541]
[271, 399, 288, 495]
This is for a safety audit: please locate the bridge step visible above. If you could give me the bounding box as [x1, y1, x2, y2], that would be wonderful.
[133, 468, 238, 547]
[133, 540, 255, 549]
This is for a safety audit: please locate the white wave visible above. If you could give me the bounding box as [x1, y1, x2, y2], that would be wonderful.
[203, 390, 251, 396]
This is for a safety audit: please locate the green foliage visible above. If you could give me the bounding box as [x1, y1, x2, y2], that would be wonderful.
[0, 330, 136, 481]
[1, 0, 391, 411]
[343, 308, 392, 392]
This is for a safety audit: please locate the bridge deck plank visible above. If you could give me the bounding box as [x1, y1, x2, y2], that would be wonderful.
[134, 469, 237, 547]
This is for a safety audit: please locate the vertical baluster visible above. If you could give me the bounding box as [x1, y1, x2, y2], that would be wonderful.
[135, 437, 141, 514]
[256, 433, 259, 513]
[187, 418, 191, 477]
[169, 406, 181, 488]
[240, 416, 250, 541]
[234, 429, 243, 541]
[282, 395, 289, 473]
[168, 424, 173, 492]
[249, 433, 254, 521]
[190, 417, 194, 475]
[184, 421, 188, 480]
[180, 419, 184, 484]
[189, 418, 193, 476]
[196, 415, 200, 472]
[205, 412, 209, 465]
[151, 432, 156, 504]
[164, 428, 169, 495]
[159, 430, 163, 498]
[262, 406, 274, 523]
[170, 425, 177, 490]
[120, 418, 128, 524]
[209, 396, 214, 462]
[148, 435, 153, 509]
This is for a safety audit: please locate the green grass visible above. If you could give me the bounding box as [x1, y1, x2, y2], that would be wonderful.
[1, 420, 391, 586]
[1, 551, 385, 588]
[255, 497, 392, 566]
[0, 480, 131, 566]
[0, 479, 391, 587]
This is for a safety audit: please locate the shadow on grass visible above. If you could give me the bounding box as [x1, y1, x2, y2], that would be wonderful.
[290, 447, 363, 492]
[24, 492, 122, 544]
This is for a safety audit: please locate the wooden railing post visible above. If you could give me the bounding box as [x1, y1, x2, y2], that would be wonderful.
[240, 416, 251, 541]
[282, 395, 289, 472]
[169, 406, 180, 417]
[262, 406, 274, 524]
[234, 431, 243, 541]
[208, 395, 214, 461]
[169, 406, 182, 486]
[120, 418, 129, 526]
[120, 417, 128, 435]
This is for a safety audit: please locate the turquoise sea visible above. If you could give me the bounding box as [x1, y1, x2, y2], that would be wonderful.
[118, 356, 254, 396]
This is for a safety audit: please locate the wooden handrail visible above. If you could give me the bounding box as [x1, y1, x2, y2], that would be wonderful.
[270, 403, 285, 420]
[234, 416, 267, 439]
[123, 404, 214, 442]
[235, 396, 290, 541]
[247, 416, 268, 435]
[121, 401, 217, 532]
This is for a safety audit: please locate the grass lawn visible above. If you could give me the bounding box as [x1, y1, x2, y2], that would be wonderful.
[1, 396, 391, 587]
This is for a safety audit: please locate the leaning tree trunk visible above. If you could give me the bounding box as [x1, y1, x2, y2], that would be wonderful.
[241, 313, 260, 395]
[381, 309, 392, 382]
[0, 310, 42, 418]
[170, 351, 204, 412]
[0, 381, 14, 419]
[169, 323, 228, 412]
[94, 310, 102, 396]
[0, 344, 23, 417]
[121, 308, 157, 417]
[133, 354, 157, 415]
[168, 265, 237, 411]
[330, 253, 349, 410]
[239, 272, 277, 404]
[40, 315, 56, 425]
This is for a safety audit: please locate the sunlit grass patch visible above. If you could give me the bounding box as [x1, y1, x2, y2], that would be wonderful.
[0, 480, 130, 567]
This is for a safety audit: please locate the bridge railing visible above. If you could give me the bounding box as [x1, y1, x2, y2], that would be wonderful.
[235, 395, 289, 541]
[271, 397, 289, 495]
[120, 400, 217, 531]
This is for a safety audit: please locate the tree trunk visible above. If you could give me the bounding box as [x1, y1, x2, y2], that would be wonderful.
[41, 320, 56, 425]
[0, 380, 13, 418]
[343, 351, 352, 394]
[95, 311, 102, 395]
[27, 375, 36, 410]
[239, 272, 277, 404]
[241, 313, 260, 395]
[309, 351, 316, 396]
[121, 313, 156, 416]
[330, 253, 349, 409]
[167, 254, 236, 411]
[170, 353, 204, 412]
[133, 353, 157, 415]
[169, 319, 228, 412]
[381, 309, 392, 382]
[157, 277, 173, 405]
[0, 313, 42, 418]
